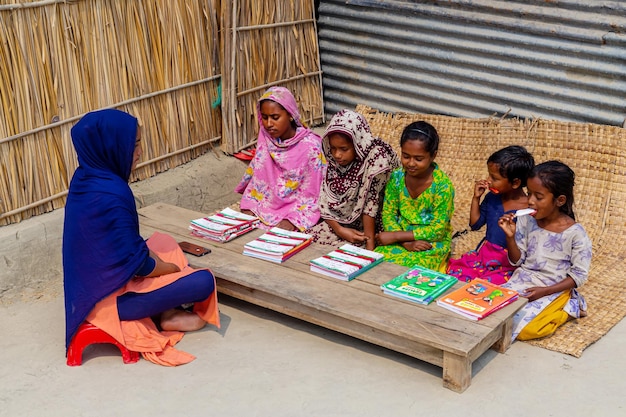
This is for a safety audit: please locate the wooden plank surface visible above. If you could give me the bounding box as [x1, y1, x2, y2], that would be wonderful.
[138, 203, 525, 353]
[138, 203, 527, 392]
[141, 216, 479, 356]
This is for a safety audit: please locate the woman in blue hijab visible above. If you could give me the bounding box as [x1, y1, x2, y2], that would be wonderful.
[63, 109, 218, 364]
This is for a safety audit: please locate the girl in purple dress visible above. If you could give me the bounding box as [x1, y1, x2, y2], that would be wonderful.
[499, 161, 592, 340]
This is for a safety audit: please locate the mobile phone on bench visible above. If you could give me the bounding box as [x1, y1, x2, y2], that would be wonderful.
[178, 241, 211, 256]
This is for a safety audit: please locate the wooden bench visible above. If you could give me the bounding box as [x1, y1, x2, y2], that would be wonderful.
[138, 202, 526, 392]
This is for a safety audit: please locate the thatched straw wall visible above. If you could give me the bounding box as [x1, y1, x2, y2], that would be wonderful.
[0, 0, 222, 226]
[221, 0, 324, 153]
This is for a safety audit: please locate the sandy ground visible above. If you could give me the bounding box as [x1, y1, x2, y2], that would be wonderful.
[1, 291, 625, 417]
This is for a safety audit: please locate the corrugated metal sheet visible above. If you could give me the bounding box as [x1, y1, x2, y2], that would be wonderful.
[318, 0, 626, 126]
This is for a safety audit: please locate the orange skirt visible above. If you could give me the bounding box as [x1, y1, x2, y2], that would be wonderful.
[86, 232, 220, 366]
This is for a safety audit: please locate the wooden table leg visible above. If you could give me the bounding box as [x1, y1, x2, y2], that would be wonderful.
[442, 351, 471, 393]
[491, 318, 513, 353]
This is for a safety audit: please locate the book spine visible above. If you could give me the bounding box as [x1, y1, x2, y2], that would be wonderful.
[323, 255, 363, 269]
[348, 257, 383, 278]
[268, 228, 312, 241]
[192, 220, 243, 235]
[264, 231, 307, 243]
[210, 216, 256, 233]
[336, 249, 377, 263]
[310, 262, 354, 279]
[281, 239, 312, 261]
[214, 211, 250, 222]
[245, 240, 291, 254]
[192, 222, 254, 237]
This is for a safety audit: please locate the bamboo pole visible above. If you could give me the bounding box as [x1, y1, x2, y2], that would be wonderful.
[230, 0, 238, 153]
[0, 0, 76, 11]
[236, 71, 322, 98]
[0, 133, 221, 222]
[0, 76, 220, 146]
[236, 18, 315, 31]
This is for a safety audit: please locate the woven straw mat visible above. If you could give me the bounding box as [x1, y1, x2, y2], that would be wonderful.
[356, 104, 626, 358]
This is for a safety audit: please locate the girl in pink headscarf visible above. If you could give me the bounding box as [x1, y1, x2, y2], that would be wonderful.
[235, 86, 326, 231]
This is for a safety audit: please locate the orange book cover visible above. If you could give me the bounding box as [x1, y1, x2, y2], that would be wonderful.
[436, 278, 519, 320]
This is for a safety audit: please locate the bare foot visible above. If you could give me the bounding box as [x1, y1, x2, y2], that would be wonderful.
[160, 309, 206, 332]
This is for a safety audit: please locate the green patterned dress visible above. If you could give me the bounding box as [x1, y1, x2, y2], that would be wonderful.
[374, 164, 454, 272]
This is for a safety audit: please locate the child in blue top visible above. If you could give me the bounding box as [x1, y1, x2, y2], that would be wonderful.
[447, 145, 534, 284]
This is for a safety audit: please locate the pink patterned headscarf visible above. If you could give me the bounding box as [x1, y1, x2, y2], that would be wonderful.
[256, 86, 307, 130]
[235, 86, 326, 230]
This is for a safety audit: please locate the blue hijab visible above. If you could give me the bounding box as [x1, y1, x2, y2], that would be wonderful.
[63, 109, 149, 349]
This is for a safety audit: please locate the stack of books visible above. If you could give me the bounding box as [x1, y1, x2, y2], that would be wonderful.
[436, 278, 519, 320]
[189, 207, 259, 243]
[243, 228, 313, 263]
[380, 265, 458, 305]
[309, 244, 384, 281]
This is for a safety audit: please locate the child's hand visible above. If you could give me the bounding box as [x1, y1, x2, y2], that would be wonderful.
[474, 179, 489, 198]
[337, 226, 368, 245]
[498, 213, 516, 238]
[520, 286, 547, 302]
[375, 231, 397, 246]
[402, 240, 432, 252]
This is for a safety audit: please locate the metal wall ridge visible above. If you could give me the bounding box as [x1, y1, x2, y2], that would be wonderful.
[319, 0, 626, 126]
[346, 0, 626, 29]
[335, 3, 626, 46]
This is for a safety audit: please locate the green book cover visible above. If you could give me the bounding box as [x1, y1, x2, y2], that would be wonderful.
[381, 265, 458, 305]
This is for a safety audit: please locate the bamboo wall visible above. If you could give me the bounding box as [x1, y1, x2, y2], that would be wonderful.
[0, 0, 222, 225]
[0, 0, 324, 226]
[220, 0, 324, 153]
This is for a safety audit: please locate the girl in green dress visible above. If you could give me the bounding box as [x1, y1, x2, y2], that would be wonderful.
[374, 121, 455, 272]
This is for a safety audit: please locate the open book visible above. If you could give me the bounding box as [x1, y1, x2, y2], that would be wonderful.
[310, 244, 384, 281]
[243, 228, 313, 263]
[189, 207, 259, 243]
